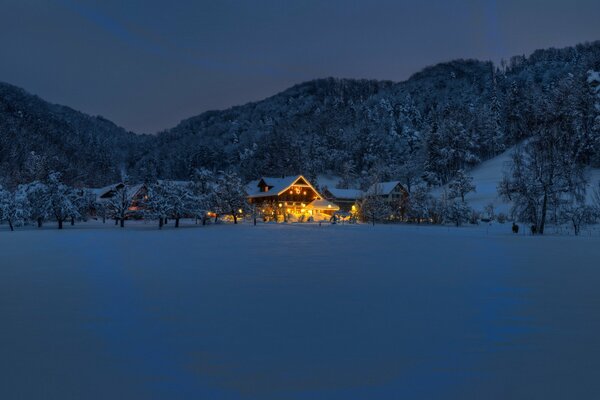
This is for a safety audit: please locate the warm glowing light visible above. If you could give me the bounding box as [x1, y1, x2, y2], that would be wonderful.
[301, 203, 306, 207]
[327, 204, 332, 208]
[278, 203, 282, 207]
[351, 205, 356, 211]
[303, 191, 307, 195]
[238, 209, 243, 213]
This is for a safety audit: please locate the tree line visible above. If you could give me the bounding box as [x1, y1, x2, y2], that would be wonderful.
[0, 169, 248, 231]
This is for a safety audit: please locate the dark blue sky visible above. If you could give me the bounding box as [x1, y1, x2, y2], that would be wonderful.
[2, 0, 599, 133]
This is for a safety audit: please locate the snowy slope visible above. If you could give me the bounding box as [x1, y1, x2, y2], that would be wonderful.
[460, 149, 515, 213]
[434, 147, 600, 214]
[431, 147, 515, 214]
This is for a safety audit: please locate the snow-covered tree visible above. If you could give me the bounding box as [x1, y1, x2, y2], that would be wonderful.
[144, 183, 171, 229]
[107, 184, 133, 228]
[424, 118, 480, 185]
[499, 127, 588, 235]
[165, 181, 196, 228]
[191, 168, 217, 222]
[405, 185, 432, 223]
[448, 169, 476, 202]
[0, 185, 30, 231]
[215, 171, 247, 224]
[560, 201, 597, 236]
[359, 188, 391, 226]
[444, 198, 472, 227]
[23, 181, 49, 228]
[44, 172, 79, 229]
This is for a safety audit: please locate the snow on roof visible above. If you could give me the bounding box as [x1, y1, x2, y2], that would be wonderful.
[326, 187, 363, 200]
[305, 199, 340, 210]
[94, 182, 145, 202]
[247, 175, 321, 199]
[367, 181, 403, 195]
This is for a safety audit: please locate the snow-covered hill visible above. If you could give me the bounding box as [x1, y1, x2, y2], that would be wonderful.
[453, 148, 514, 214]
[435, 147, 600, 215]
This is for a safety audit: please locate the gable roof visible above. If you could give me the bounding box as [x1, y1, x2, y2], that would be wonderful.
[367, 181, 404, 196]
[325, 187, 364, 200]
[247, 175, 323, 199]
[94, 183, 146, 202]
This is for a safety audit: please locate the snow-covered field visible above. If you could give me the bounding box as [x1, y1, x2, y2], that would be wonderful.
[2, 221, 600, 399]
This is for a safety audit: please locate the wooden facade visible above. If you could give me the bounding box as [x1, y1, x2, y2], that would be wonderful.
[247, 175, 339, 221]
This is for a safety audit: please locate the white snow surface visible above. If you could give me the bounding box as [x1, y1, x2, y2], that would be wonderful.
[2, 221, 600, 399]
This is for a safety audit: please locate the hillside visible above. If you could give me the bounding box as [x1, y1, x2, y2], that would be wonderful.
[433, 146, 600, 215]
[130, 41, 600, 187]
[1, 41, 599, 188]
[0, 82, 151, 187]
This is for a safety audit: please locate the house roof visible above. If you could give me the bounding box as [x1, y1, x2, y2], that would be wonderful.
[325, 187, 363, 200]
[247, 175, 322, 199]
[366, 181, 404, 195]
[94, 183, 145, 202]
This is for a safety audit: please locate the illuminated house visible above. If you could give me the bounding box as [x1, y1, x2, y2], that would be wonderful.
[247, 175, 339, 221]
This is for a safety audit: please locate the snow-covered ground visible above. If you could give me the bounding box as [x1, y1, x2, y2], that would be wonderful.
[2, 221, 600, 399]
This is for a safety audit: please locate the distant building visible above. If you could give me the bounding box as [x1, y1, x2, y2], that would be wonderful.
[322, 187, 363, 213]
[366, 181, 408, 203]
[246, 175, 339, 221]
[94, 182, 148, 215]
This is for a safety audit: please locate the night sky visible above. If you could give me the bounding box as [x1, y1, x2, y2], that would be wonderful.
[2, 0, 599, 133]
